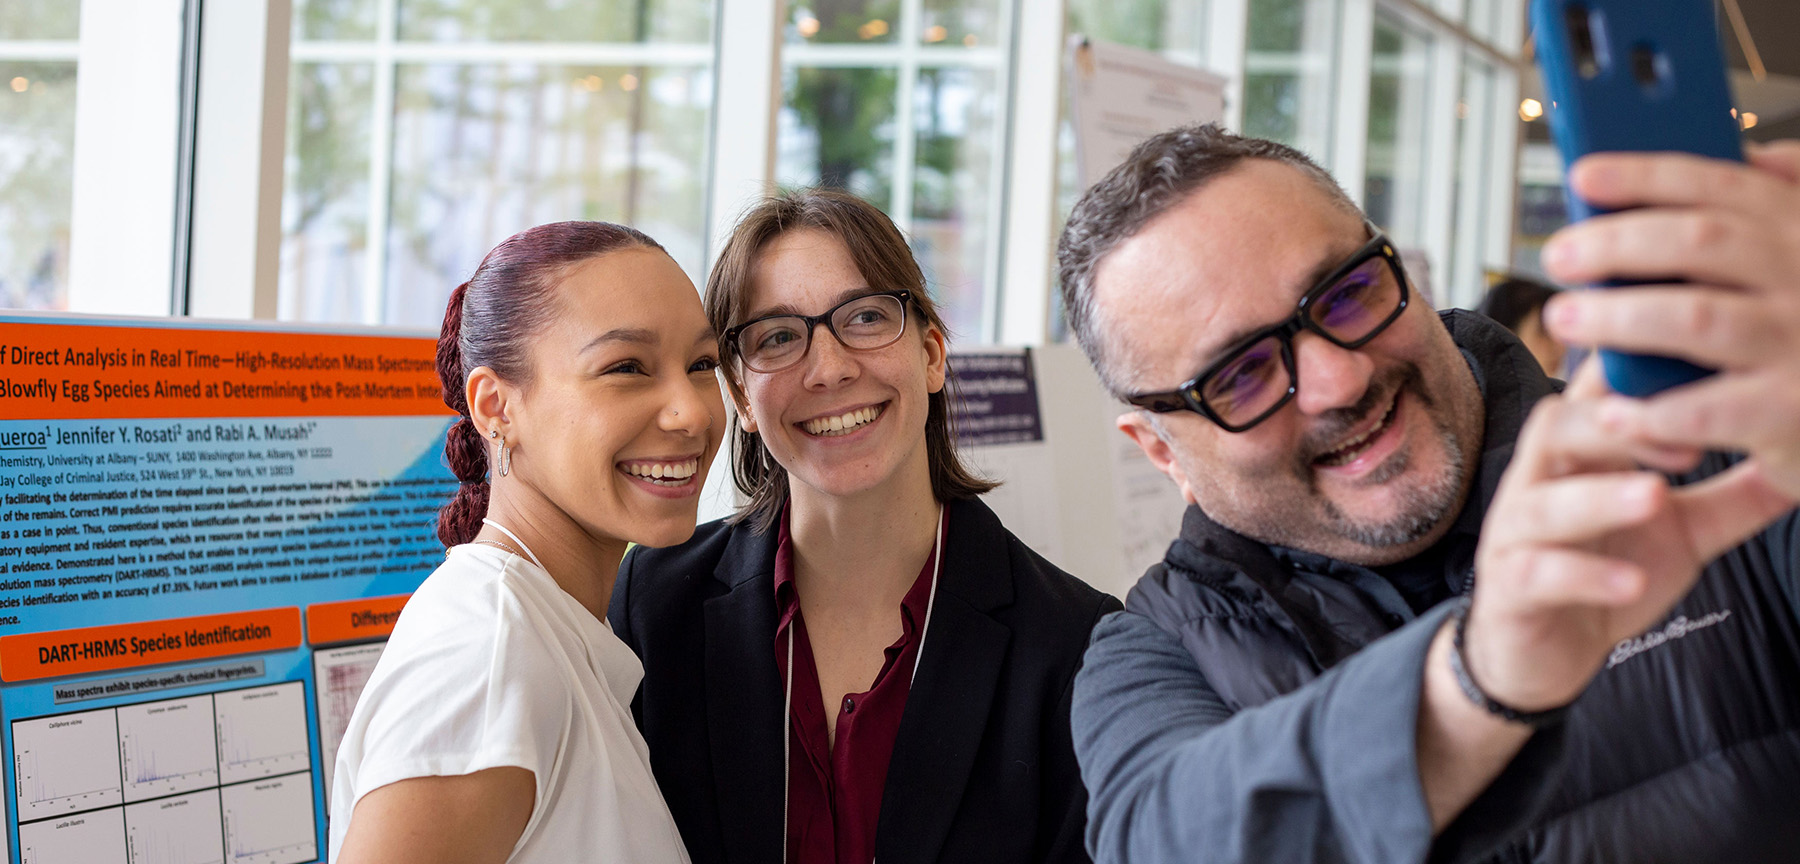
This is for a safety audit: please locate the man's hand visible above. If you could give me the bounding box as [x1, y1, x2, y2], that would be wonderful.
[1540, 142, 1800, 500]
[1418, 144, 1800, 832]
[1462, 360, 1793, 714]
[1415, 360, 1789, 831]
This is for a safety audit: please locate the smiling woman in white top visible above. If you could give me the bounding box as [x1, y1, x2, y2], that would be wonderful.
[328, 221, 724, 864]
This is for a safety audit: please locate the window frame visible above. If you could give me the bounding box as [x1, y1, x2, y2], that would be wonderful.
[78, 0, 1524, 327]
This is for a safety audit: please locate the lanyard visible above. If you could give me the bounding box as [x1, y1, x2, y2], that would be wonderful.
[781, 505, 944, 864]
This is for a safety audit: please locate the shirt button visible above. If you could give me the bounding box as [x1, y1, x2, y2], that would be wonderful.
[842, 696, 856, 714]
[1384, 613, 1405, 628]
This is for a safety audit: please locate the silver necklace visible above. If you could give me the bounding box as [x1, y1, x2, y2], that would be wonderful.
[471, 538, 523, 557]
[477, 517, 544, 570]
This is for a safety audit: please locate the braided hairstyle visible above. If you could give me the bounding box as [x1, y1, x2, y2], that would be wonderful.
[435, 220, 666, 547]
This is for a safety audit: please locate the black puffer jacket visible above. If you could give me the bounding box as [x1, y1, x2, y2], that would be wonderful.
[1074, 310, 1800, 863]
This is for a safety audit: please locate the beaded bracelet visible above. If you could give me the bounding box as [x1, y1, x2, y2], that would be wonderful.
[1446, 596, 1570, 728]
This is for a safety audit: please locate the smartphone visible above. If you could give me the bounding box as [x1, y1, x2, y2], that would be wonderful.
[1530, 0, 1744, 397]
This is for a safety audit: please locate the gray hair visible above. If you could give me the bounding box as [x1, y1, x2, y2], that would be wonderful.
[1056, 123, 1360, 396]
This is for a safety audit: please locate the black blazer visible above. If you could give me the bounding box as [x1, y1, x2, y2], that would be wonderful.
[610, 497, 1121, 864]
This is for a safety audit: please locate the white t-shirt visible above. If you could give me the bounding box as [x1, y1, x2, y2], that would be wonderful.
[328, 544, 690, 864]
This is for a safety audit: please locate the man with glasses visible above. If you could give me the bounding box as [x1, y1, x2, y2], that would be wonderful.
[1058, 123, 1800, 862]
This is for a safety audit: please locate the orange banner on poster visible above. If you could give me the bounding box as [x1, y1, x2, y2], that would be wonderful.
[0, 320, 452, 420]
[306, 593, 411, 645]
[0, 607, 303, 682]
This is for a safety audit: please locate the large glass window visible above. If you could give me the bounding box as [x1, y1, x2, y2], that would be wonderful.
[1053, 0, 1210, 341]
[1363, 10, 1434, 245]
[779, 0, 1008, 343]
[1448, 51, 1499, 308]
[1065, 0, 1207, 63]
[1059, 0, 1210, 204]
[1241, 0, 1339, 161]
[0, 2, 80, 310]
[282, 0, 716, 328]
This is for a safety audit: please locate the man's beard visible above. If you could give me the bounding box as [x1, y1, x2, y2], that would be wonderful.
[1210, 361, 1471, 554]
[1307, 363, 1469, 549]
[1316, 436, 1466, 548]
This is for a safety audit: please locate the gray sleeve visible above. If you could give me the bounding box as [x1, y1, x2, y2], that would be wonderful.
[1072, 607, 1453, 864]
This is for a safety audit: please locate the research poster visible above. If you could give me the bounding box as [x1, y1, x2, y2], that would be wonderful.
[0, 312, 455, 864]
[1066, 36, 1229, 189]
[952, 350, 1063, 561]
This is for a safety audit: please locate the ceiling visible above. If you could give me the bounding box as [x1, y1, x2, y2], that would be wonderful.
[1519, 1, 1800, 143]
[1720, 0, 1800, 140]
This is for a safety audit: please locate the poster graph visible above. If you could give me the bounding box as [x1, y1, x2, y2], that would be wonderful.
[119, 695, 219, 803]
[214, 685, 310, 786]
[18, 807, 126, 864]
[13, 710, 124, 821]
[311, 644, 384, 802]
[221, 774, 315, 864]
[125, 789, 224, 864]
[8, 683, 318, 864]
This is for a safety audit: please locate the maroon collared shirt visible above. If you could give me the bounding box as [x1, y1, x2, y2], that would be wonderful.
[772, 508, 942, 864]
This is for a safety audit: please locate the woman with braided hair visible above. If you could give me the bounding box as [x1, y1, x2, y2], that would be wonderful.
[329, 221, 722, 864]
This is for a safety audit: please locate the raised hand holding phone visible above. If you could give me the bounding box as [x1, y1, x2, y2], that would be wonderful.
[1531, 0, 1743, 396]
[1539, 143, 1800, 502]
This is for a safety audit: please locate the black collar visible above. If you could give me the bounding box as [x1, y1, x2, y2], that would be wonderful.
[699, 495, 1016, 863]
[708, 496, 1015, 614]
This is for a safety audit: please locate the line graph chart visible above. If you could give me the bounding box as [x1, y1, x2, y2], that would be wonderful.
[125, 788, 225, 864]
[13, 709, 124, 821]
[212, 683, 309, 785]
[118, 695, 219, 803]
[220, 773, 316, 864]
[18, 806, 127, 864]
[9, 680, 323, 864]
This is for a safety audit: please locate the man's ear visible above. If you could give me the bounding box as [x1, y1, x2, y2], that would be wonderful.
[1116, 411, 1201, 506]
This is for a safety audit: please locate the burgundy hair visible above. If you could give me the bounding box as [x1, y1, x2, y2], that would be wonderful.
[435, 220, 666, 547]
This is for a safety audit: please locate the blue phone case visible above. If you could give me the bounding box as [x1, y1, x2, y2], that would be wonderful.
[1530, 0, 1744, 396]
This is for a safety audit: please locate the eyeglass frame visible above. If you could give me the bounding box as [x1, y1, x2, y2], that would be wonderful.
[723, 289, 919, 374]
[1124, 229, 1411, 433]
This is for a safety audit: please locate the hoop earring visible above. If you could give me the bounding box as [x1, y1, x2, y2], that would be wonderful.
[489, 426, 510, 478]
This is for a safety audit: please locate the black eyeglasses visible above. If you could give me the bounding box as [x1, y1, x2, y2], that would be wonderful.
[725, 290, 915, 374]
[1125, 232, 1410, 433]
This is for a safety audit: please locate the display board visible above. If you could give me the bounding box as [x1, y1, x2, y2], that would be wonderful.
[1066, 36, 1229, 189]
[953, 345, 1188, 599]
[0, 312, 454, 864]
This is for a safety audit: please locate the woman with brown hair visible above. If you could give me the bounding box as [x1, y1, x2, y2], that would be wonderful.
[611, 189, 1121, 864]
[330, 221, 722, 864]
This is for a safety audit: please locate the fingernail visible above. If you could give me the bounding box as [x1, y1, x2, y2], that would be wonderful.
[1609, 568, 1639, 598]
[1628, 475, 1661, 508]
[1542, 240, 1574, 272]
[1545, 296, 1581, 331]
[1570, 155, 1617, 186]
[1598, 398, 1629, 430]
